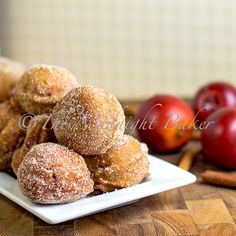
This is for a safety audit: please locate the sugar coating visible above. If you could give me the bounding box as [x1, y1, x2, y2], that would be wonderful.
[14, 64, 78, 114]
[17, 143, 94, 204]
[0, 101, 15, 132]
[11, 114, 56, 175]
[52, 85, 125, 155]
[84, 135, 150, 192]
[0, 114, 25, 171]
[0, 57, 25, 102]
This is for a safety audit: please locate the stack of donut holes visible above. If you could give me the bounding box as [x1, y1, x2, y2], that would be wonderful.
[0, 57, 150, 204]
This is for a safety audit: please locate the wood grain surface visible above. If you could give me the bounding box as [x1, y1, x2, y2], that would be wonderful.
[1, 109, 236, 236]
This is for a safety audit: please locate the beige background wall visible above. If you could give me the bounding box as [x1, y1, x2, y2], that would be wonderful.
[0, 0, 236, 99]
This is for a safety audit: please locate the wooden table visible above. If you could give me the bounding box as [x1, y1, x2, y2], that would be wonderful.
[1, 107, 236, 235]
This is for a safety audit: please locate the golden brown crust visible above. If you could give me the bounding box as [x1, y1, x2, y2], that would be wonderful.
[52, 85, 125, 155]
[17, 143, 94, 204]
[0, 57, 25, 102]
[0, 100, 15, 132]
[84, 135, 150, 192]
[11, 114, 56, 175]
[0, 114, 25, 171]
[12, 64, 78, 114]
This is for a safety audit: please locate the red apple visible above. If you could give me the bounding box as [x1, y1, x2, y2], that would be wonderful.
[193, 82, 236, 123]
[201, 107, 236, 169]
[135, 95, 194, 153]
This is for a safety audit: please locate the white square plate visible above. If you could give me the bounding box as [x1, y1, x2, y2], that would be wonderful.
[0, 155, 196, 224]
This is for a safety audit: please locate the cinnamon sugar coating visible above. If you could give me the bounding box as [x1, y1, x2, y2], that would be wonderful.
[0, 57, 25, 102]
[0, 114, 25, 171]
[52, 85, 125, 155]
[11, 114, 56, 175]
[17, 143, 94, 204]
[0, 100, 16, 132]
[84, 135, 150, 192]
[12, 64, 78, 114]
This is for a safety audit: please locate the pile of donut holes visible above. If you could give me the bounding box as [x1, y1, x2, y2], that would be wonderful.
[0, 57, 149, 204]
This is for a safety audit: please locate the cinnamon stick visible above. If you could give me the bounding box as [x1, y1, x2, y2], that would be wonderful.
[178, 148, 198, 171]
[201, 170, 236, 188]
[123, 103, 140, 116]
[191, 130, 201, 140]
